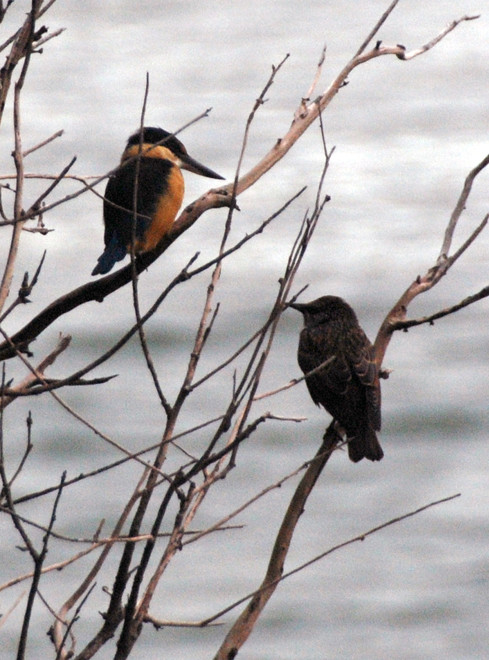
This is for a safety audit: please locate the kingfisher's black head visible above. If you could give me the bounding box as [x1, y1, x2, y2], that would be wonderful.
[124, 126, 224, 180]
[126, 127, 188, 159]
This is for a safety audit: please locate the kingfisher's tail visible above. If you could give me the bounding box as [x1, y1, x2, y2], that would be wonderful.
[91, 235, 127, 275]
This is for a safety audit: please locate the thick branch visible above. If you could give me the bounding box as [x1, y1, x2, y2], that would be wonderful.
[0, 189, 230, 360]
[213, 426, 339, 659]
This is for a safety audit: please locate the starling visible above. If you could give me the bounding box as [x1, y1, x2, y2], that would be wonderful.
[290, 295, 383, 462]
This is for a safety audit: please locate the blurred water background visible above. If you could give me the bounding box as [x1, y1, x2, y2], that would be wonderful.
[0, 1, 488, 658]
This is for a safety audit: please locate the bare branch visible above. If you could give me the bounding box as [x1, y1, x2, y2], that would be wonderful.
[253, 356, 335, 401]
[0, 3, 482, 657]
[208, 493, 460, 636]
[0, 333, 71, 407]
[0, 250, 46, 323]
[391, 284, 489, 332]
[396, 15, 480, 61]
[440, 154, 489, 260]
[143, 613, 222, 629]
[210, 13, 479, 201]
[18, 469, 66, 660]
[210, 425, 339, 654]
[374, 151, 489, 368]
[22, 129, 64, 157]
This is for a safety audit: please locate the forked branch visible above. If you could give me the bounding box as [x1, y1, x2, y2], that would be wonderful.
[374, 154, 489, 366]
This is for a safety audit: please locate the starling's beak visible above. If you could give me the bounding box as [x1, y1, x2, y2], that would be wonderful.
[178, 152, 224, 180]
[288, 301, 307, 313]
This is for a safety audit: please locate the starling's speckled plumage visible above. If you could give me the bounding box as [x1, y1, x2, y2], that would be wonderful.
[291, 295, 383, 462]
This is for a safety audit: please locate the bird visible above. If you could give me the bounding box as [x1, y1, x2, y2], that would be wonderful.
[290, 295, 383, 462]
[91, 126, 224, 275]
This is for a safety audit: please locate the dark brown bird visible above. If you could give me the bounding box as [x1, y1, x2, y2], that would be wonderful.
[290, 295, 383, 462]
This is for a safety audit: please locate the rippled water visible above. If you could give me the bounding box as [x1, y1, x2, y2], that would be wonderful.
[1, 1, 488, 658]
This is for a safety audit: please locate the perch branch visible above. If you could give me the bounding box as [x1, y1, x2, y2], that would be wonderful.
[212, 426, 339, 658]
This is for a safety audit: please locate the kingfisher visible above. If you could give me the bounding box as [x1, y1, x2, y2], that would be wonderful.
[91, 127, 224, 275]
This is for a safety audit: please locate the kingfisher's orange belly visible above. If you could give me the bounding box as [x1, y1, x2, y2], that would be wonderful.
[135, 165, 185, 253]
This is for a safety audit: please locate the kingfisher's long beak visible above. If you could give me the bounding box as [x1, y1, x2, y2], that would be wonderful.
[178, 152, 224, 180]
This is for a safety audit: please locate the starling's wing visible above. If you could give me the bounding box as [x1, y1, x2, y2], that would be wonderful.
[348, 330, 381, 431]
[297, 325, 352, 406]
[103, 158, 173, 249]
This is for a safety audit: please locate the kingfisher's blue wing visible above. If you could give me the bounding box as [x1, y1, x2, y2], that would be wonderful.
[91, 157, 172, 275]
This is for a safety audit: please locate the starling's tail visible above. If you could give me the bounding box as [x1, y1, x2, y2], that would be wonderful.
[347, 426, 384, 463]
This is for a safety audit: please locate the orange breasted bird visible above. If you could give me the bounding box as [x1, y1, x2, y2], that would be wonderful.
[91, 127, 224, 275]
[290, 295, 383, 463]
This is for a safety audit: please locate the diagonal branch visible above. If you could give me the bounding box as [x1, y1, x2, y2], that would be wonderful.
[208, 492, 460, 637]
[213, 425, 339, 658]
[439, 155, 489, 260]
[0, 11, 476, 361]
[390, 284, 489, 332]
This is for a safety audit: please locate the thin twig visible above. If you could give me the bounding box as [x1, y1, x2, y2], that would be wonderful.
[18, 470, 66, 660]
[0, 326, 170, 477]
[0, 333, 70, 408]
[391, 284, 489, 331]
[397, 15, 480, 61]
[253, 356, 334, 401]
[0, 250, 47, 324]
[142, 613, 222, 629]
[22, 129, 63, 157]
[353, 0, 401, 57]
